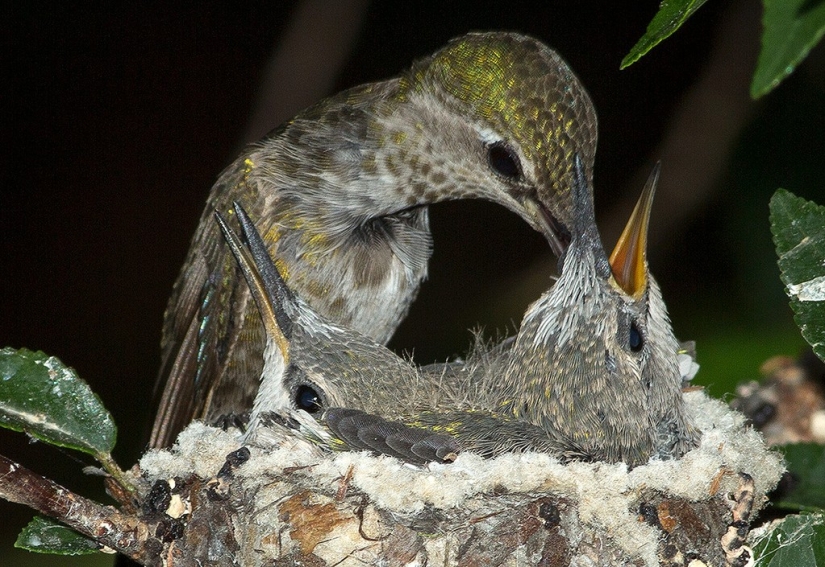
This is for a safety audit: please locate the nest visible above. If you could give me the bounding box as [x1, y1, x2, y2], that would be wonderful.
[134, 391, 784, 567]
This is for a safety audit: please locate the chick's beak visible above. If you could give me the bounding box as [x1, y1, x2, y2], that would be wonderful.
[609, 163, 660, 298]
[215, 205, 292, 365]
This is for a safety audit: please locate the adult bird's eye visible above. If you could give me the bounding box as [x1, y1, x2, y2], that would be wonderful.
[295, 385, 322, 413]
[487, 142, 522, 181]
[629, 322, 644, 352]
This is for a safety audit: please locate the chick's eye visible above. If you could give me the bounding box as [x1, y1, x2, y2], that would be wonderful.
[487, 142, 522, 181]
[629, 322, 644, 352]
[295, 385, 322, 413]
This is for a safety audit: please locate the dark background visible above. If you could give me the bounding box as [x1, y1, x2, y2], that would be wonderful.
[2, 2, 823, 564]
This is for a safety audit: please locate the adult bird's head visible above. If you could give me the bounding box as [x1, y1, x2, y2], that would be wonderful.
[383, 31, 598, 258]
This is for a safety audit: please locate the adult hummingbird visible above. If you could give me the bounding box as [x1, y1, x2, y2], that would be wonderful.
[151, 32, 599, 448]
[216, 154, 697, 467]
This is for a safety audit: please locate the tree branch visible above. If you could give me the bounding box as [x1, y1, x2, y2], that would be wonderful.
[0, 453, 155, 564]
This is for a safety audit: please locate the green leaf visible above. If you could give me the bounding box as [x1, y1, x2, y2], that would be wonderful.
[15, 516, 100, 555]
[0, 347, 116, 455]
[752, 512, 825, 566]
[752, 0, 825, 98]
[620, 0, 710, 69]
[776, 443, 825, 512]
[770, 190, 825, 364]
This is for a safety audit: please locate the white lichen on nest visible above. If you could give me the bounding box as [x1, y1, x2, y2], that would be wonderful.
[138, 390, 785, 566]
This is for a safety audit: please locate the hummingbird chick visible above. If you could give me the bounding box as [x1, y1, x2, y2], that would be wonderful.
[217, 154, 697, 468]
[414, 158, 698, 465]
[214, 202, 459, 464]
[151, 31, 600, 448]
[491, 158, 699, 464]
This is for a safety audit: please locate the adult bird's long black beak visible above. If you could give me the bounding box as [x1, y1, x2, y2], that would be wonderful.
[516, 192, 572, 259]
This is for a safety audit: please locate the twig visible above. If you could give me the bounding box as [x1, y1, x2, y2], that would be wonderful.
[0, 453, 153, 564]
